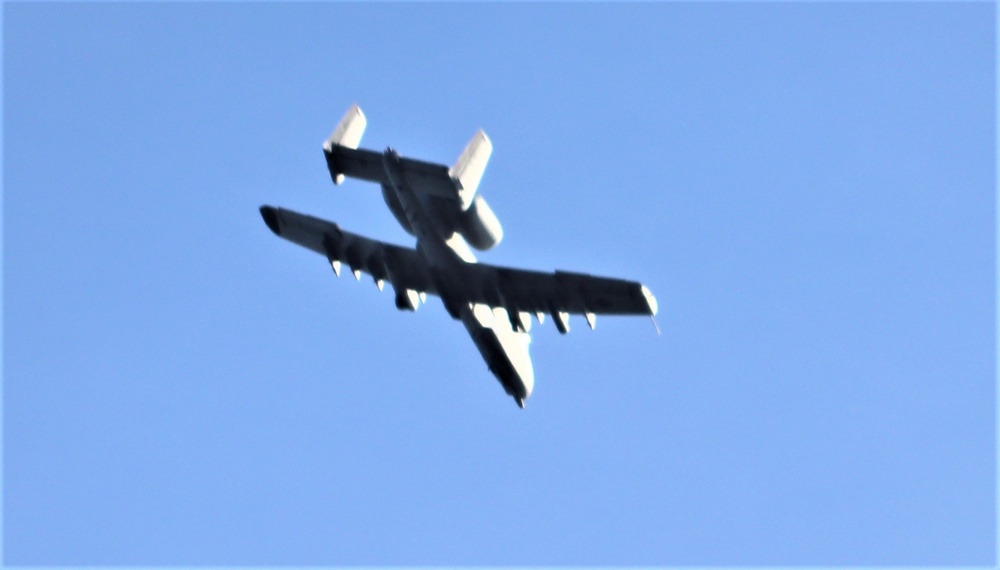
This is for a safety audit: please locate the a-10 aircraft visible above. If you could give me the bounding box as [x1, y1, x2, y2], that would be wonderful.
[260, 105, 658, 407]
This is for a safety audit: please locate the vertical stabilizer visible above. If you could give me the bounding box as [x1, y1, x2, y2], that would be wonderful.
[450, 129, 492, 210]
[325, 104, 367, 150]
[324, 105, 367, 184]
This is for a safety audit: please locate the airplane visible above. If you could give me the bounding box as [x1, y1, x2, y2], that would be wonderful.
[259, 104, 658, 408]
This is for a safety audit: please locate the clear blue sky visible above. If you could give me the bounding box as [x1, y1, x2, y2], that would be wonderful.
[3, 2, 995, 566]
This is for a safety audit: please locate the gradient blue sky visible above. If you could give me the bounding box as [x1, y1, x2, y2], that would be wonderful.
[3, 2, 996, 566]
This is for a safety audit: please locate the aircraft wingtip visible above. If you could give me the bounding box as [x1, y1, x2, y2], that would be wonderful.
[641, 285, 658, 316]
[260, 206, 281, 235]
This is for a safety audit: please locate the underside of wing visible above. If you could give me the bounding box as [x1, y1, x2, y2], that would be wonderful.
[461, 263, 658, 322]
[260, 206, 436, 301]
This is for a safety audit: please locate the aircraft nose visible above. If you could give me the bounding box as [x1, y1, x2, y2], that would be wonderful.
[512, 348, 534, 403]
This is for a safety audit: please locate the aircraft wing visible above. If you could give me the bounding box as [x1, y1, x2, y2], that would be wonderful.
[260, 205, 657, 323]
[324, 145, 459, 200]
[463, 263, 658, 318]
[259, 205, 437, 295]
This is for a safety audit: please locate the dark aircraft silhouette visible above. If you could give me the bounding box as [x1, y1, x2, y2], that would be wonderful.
[261, 105, 658, 407]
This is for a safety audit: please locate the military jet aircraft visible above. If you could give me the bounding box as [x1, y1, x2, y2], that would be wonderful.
[260, 105, 658, 407]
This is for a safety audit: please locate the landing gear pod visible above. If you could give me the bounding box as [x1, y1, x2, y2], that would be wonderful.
[551, 310, 571, 334]
[394, 288, 421, 312]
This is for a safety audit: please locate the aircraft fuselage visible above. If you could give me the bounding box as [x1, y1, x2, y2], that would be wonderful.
[381, 148, 534, 406]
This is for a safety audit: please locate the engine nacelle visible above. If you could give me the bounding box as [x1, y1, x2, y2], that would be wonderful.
[457, 194, 503, 251]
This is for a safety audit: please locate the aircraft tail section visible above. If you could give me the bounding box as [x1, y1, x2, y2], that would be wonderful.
[324, 104, 367, 183]
[450, 129, 492, 210]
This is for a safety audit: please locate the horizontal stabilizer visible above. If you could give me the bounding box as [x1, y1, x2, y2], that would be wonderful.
[450, 129, 492, 210]
[324, 145, 458, 198]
